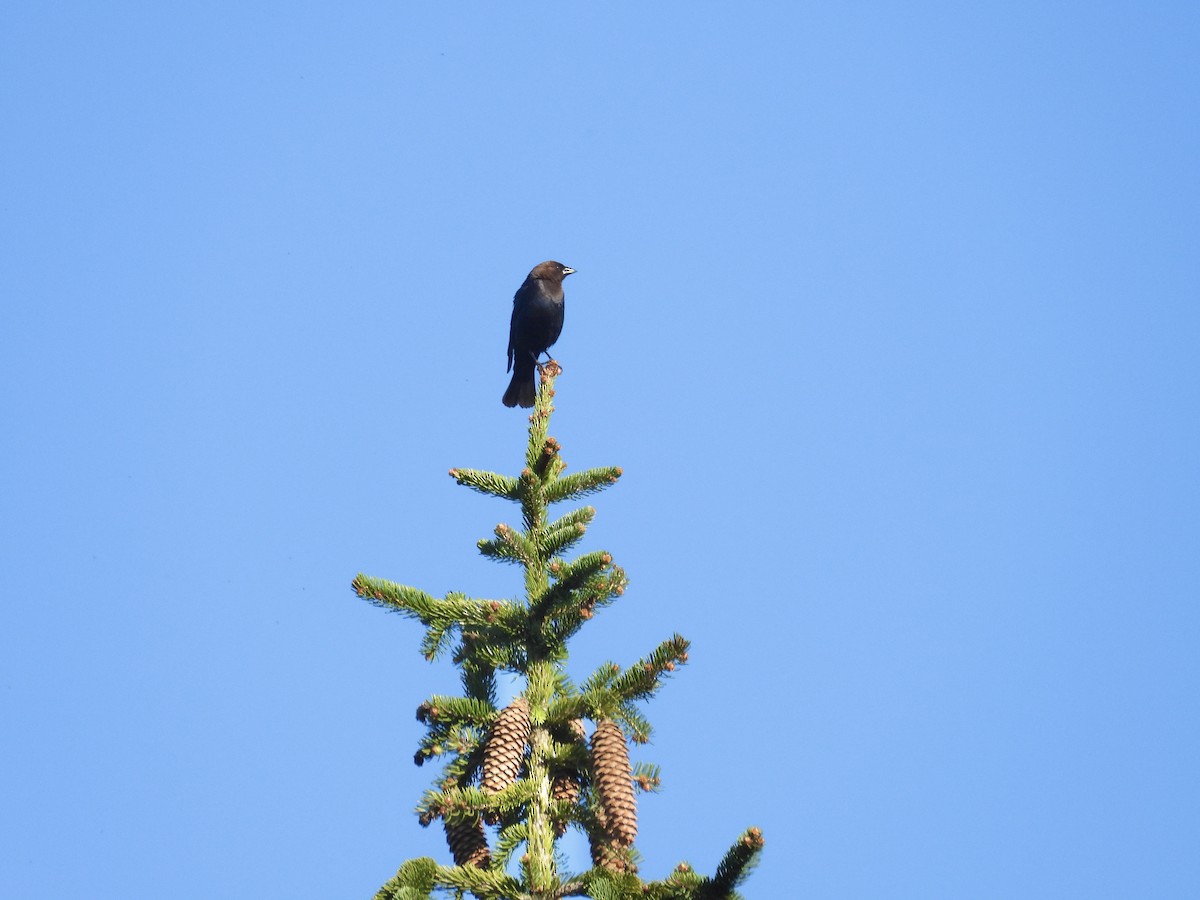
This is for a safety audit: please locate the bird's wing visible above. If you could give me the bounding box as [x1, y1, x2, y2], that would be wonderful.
[506, 296, 520, 372]
[547, 299, 564, 349]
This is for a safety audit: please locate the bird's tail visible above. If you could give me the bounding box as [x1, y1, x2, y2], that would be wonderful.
[502, 364, 537, 408]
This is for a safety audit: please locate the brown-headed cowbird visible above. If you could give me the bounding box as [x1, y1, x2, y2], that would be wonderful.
[502, 260, 575, 408]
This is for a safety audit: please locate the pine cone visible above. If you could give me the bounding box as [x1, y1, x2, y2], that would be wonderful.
[549, 719, 586, 836]
[444, 816, 490, 868]
[482, 697, 531, 822]
[551, 720, 586, 803]
[552, 770, 581, 802]
[568, 717, 586, 742]
[590, 839, 632, 873]
[552, 769, 581, 803]
[589, 811, 636, 874]
[551, 771, 580, 837]
[590, 718, 637, 846]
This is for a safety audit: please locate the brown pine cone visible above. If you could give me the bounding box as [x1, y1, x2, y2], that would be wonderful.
[482, 697, 531, 823]
[552, 771, 581, 803]
[590, 718, 637, 846]
[551, 771, 580, 837]
[550, 719, 586, 836]
[551, 720, 586, 804]
[589, 814, 636, 874]
[444, 816, 490, 868]
[482, 697, 531, 794]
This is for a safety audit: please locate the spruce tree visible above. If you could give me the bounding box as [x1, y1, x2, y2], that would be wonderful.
[351, 364, 763, 900]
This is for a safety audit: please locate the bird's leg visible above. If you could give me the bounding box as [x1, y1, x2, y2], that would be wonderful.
[529, 350, 562, 379]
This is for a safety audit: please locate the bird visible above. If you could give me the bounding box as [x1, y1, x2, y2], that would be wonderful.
[502, 260, 575, 408]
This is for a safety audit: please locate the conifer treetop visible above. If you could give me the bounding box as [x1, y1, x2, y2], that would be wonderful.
[351, 367, 763, 900]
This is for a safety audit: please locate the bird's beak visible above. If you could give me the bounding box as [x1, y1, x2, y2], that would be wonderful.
[563, 267, 576, 276]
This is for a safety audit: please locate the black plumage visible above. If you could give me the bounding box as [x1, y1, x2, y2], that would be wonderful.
[502, 260, 575, 408]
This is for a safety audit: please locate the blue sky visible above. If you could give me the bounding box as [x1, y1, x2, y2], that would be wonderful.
[2, 3, 1198, 898]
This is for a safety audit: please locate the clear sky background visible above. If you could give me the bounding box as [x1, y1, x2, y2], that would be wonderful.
[2, 3, 1198, 898]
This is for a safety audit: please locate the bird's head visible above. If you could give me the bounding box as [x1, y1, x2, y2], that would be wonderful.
[531, 261, 576, 280]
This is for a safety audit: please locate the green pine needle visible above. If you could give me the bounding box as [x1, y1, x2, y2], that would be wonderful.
[448, 467, 520, 500]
